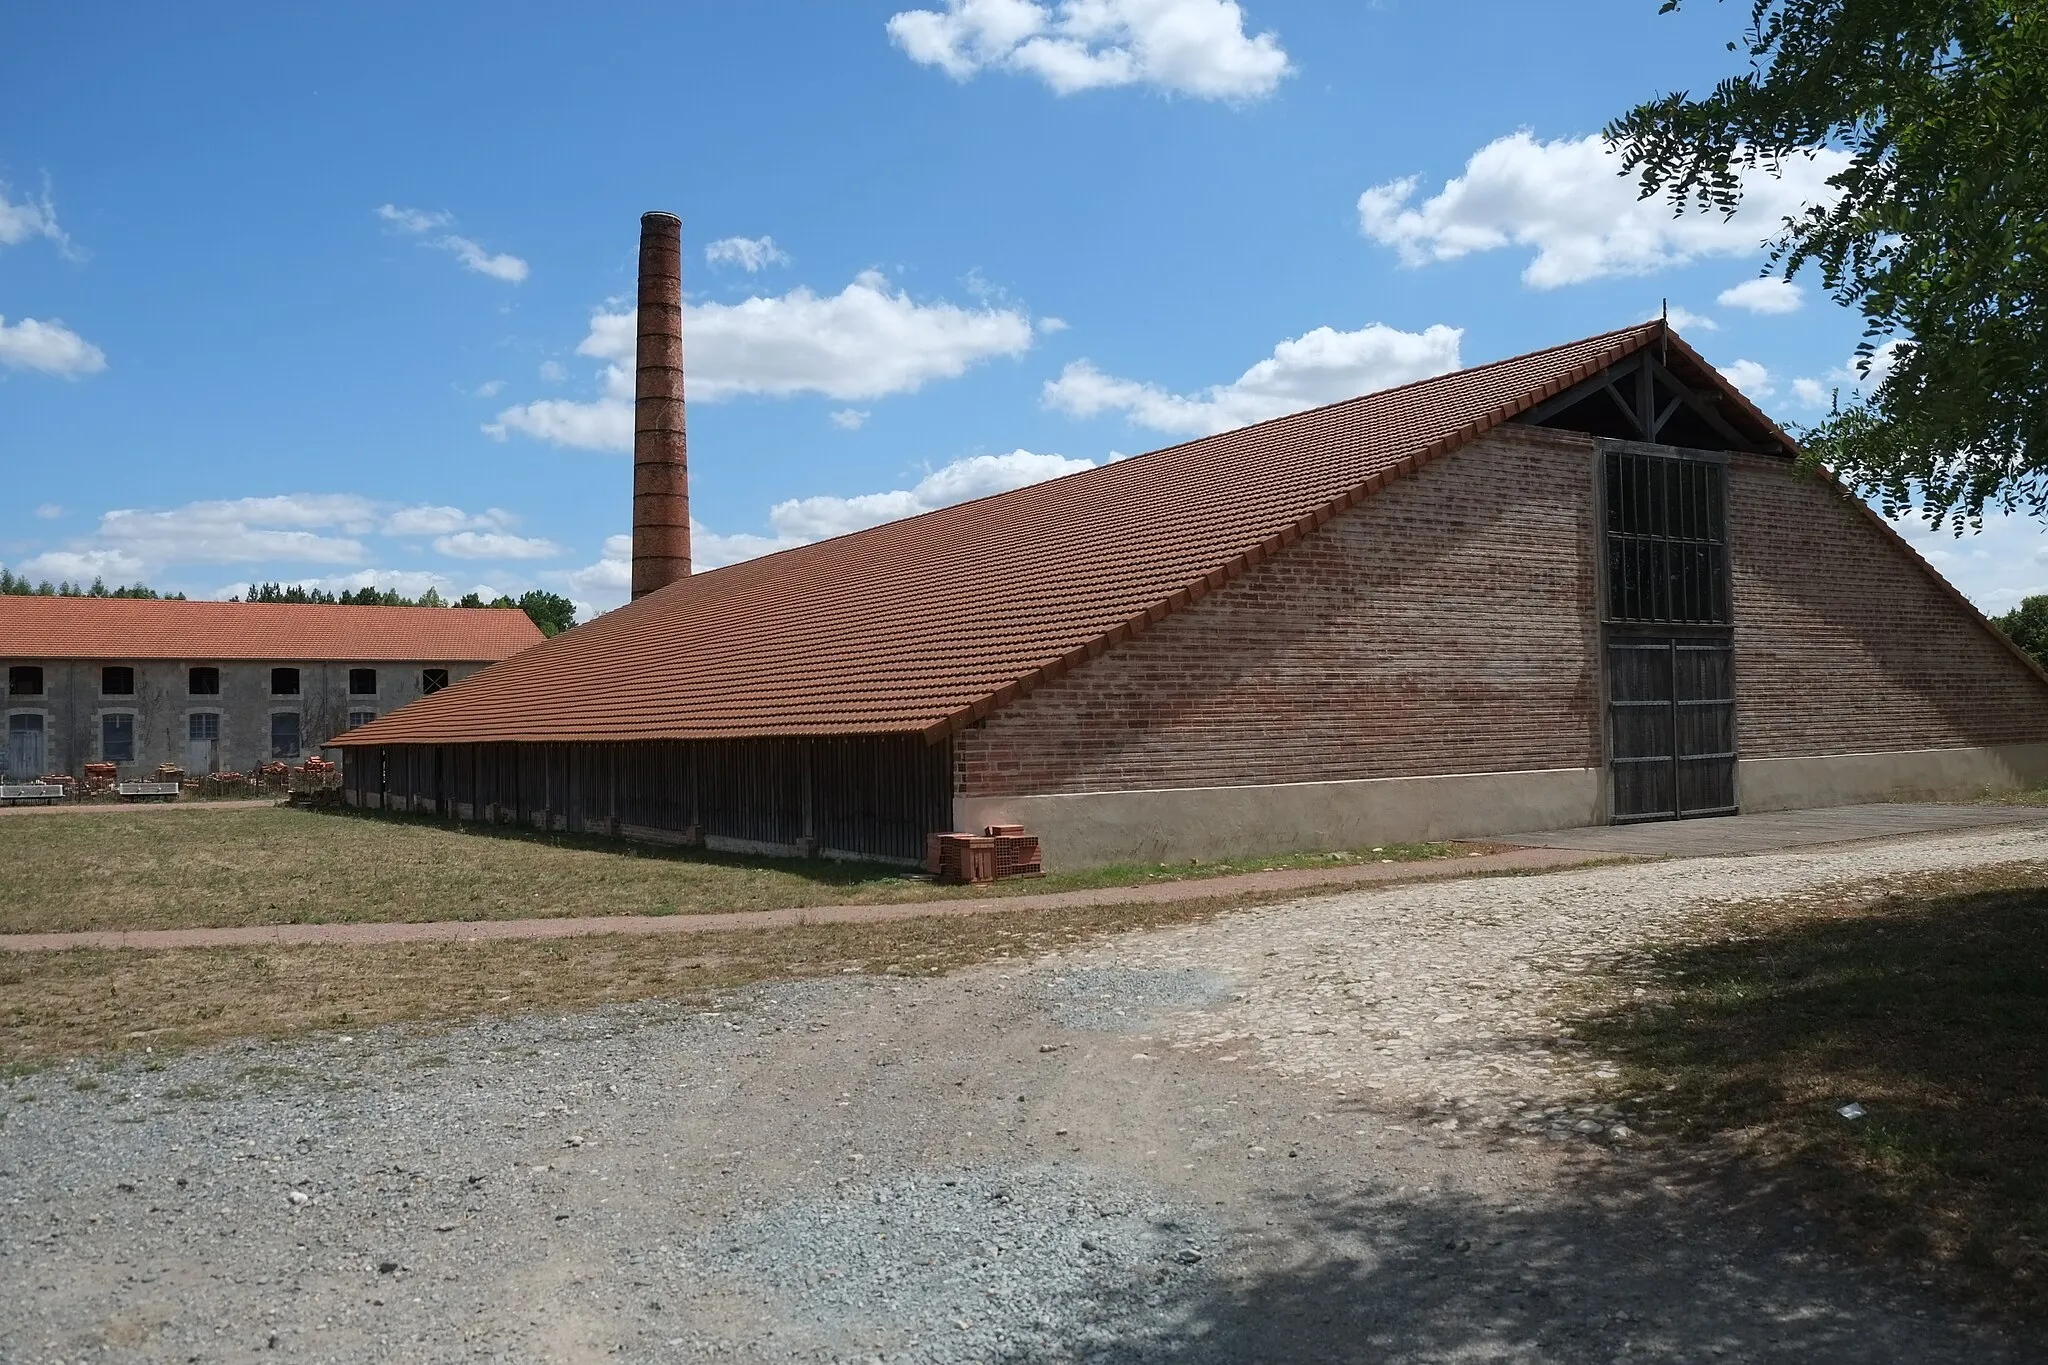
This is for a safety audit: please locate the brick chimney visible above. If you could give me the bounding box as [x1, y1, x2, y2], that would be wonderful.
[631, 211, 689, 599]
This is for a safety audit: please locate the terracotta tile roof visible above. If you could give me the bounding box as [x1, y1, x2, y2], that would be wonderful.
[0, 597, 544, 663]
[336, 321, 1788, 748]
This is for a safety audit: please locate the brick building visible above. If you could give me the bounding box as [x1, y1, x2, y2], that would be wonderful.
[0, 598, 541, 780]
[329, 214, 2048, 868]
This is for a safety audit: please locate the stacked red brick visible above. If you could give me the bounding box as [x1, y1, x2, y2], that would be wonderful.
[927, 826, 1044, 884]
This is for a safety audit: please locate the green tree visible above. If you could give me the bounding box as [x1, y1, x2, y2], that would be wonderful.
[0, 566, 180, 599]
[515, 589, 578, 637]
[1607, 1, 2048, 525]
[1994, 594, 2048, 668]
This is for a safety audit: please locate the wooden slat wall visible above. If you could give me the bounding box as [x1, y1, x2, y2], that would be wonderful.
[353, 735, 949, 862]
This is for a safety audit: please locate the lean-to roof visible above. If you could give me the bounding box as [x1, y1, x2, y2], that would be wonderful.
[335, 321, 1788, 748]
[0, 597, 544, 663]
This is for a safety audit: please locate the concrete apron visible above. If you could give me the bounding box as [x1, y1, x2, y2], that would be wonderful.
[962, 743, 2048, 872]
[959, 767, 1603, 872]
[1738, 742, 2048, 812]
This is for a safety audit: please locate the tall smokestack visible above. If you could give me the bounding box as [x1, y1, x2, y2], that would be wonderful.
[631, 211, 689, 599]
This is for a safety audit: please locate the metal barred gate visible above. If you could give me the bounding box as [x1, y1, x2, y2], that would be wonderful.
[1600, 440, 1739, 823]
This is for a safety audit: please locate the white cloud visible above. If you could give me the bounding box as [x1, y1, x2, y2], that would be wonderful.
[1838, 337, 1909, 388]
[538, 359, 567, 383]
[1359, 132, 1850, 288]
[84, 495, 378, 570]
[1664, 305, 1719, 333]
[0, 178, 76, 257]
[1038, 316, 1069, 334]
[686, 272, 1035, 400]
[562, 450, 1093, 610]
[472, 379, 505, 398]
[705, 235, 791, 272]
[484, 394, 631, 452]
[771, 449, 1095, 541]
[1717, 276, 1804, 315]
[0, 315, 106, 378]
[439, 234, 529, 283]
[375, 204, 453, 234]
[1720, 359, 1775, 398]
[17, 548, 147, 582]
[487, 272, 1034, 452]
[15, 495, 371, 584]
[1043, 322, 1462, 436]
[830, 408, 871, 430]
[27, 496, 561, 591]
[565, 534, 634, 601]
[1893, 506, 2048, 616]
[381, 505, 514, 537]
[433, 530, 561, 560]
[887, 0, 1291, 100]
[1789, 337, 1913, 408]
[33, 503, 62, 520]
[375, 204, 526, 283]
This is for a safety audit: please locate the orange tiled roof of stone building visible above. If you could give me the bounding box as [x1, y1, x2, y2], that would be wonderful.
[0, 596, 544, 663]
[335, 322, 1791, 747]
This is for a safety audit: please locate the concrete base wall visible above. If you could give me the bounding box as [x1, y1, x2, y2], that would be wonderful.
[1738, 743, 2048, 812]
[957, 767, 1605, 872]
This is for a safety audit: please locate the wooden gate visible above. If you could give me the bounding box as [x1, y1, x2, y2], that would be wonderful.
[1607, 636, 1738, 821]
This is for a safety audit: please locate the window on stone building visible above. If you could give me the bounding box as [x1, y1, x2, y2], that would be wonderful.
[188, 666, 220, 695]
[101, 665, 135, 696]
[101, 713, 135, 763]
[7, 665, 42, 696]
[271, 667, 301, 697]
[421, 668, 450, 694]
[348, 668, 378, 695]
[346, 709, 377, 731]
[270, 712, 301, 759]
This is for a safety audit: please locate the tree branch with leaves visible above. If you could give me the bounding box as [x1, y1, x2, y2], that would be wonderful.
[1608, 0, 2048, 526]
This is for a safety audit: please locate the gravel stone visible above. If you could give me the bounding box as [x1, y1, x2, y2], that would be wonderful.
[3, 827, 2043, 1362]
[1037, 967, 1237, 1032]
[690, 1166, 1217, 1361]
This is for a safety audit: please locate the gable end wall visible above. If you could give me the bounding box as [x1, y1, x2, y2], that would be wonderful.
[956, 425, 1605, 800]
[1728, 453, 2048, 784]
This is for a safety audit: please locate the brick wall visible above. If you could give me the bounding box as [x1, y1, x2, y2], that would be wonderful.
[1729, 454, 2048, 757]
[957, 426, 1605, 798]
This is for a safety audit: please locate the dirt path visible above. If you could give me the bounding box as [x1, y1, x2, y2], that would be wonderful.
[0, 846, 1608, 953]
[5, 828, 2044, 1363]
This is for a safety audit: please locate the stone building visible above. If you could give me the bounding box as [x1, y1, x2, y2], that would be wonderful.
[328, 214, 2048, 869]
[0, 598, 541, 779]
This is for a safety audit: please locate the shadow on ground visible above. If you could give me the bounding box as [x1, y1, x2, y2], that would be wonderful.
[1562, 878, 2048, 1324]
[1072, 1172, 2030, 1365]
[311, 802, 918, 889]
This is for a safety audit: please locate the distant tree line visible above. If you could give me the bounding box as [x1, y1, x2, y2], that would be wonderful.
[1995, 597, 2048, 671]
[1, 566, 576, 637]
[237, 582, 578, 637]
[0, 567, 184, 599]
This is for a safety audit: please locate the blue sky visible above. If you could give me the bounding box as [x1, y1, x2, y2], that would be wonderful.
[4, 0, 2039, 616]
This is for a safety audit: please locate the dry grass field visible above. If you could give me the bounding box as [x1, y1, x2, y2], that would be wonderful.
[0, 804, 1456, 936]
[0, 894, 1255, 1066]
[0, 804, 1448, 1067]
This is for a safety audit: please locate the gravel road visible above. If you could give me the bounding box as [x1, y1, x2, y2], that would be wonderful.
[5, 826, 2046, 1363]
